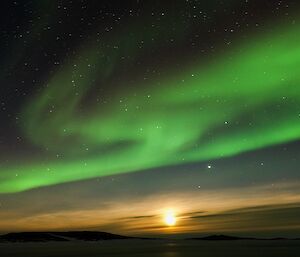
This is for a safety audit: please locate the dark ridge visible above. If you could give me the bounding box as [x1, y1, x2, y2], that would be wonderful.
[270, 237, 287, 240]
[0, 232, 68, 242]
[0, 231, 141, 243]
[186, 235, 290, 241]
[52, 231, 132, 241]
[188, 235, 250, 241]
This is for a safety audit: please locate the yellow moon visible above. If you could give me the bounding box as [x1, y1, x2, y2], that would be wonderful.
[164, 210, 176, 226]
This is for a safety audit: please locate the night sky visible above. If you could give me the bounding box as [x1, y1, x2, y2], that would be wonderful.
[0, 0, 300, 238]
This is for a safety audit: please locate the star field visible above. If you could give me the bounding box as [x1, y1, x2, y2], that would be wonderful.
[0, 0, 299, 237]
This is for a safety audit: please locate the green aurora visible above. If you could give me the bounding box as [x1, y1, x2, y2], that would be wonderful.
[1, 17, 300, 194]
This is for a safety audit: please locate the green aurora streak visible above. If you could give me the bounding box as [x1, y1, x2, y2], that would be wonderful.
[1, 19, 300, 193]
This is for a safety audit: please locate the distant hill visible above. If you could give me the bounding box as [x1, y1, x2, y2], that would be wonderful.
[187, 235, 290, 241]
[0, 231, 135, 242]
[188, 235, 250, 241]
[0, 232, 68, 242]
[0, 232, 294, 243]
